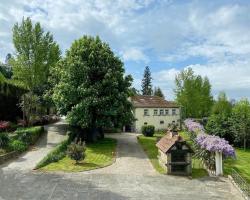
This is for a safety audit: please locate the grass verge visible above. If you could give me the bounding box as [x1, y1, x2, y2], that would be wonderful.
[224, 148, 250, 183]
[37, 138, 117, 172]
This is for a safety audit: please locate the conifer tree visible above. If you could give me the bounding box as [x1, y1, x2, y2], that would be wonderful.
[141, 66, 153, 95]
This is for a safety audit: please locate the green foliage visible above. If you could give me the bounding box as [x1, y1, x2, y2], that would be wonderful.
[153, 87, 164, 98]
[141, 66, 153, 95]
[0, 63, 12, 79]
[52, 36, 134, 141]
[15, 126, 44, 145]
[231, 99, 250, 150]
[10, 140, 28, 152]
[35, 139, 70, 169]
[67, 141, 86, 163]
[206, 92, 234, 143]
[174, 68, 213, 118]
[11, 17, 60, 92]
[0, 133, 10, 148]
[141, 125, 155, 137]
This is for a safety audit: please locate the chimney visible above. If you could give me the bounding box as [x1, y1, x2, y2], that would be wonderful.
[169, 130, 178, 138]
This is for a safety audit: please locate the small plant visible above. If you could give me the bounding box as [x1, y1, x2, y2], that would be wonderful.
[10, 140, 28, 152]
[141, 125, 155, 137]
[67, 141, 86, 164]
[0, 133, 10, 148]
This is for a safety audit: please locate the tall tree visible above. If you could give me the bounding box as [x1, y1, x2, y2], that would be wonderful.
[206, 92, 233, 143]
[11, 17, 60, 91]
[154, 87, 164, 98]
[231, 99, 250, 150]
[10, 17, 60, 124]
[53, 36, 134, 142]
[174, 68, 213, 118]
[141, 66, 153, 95]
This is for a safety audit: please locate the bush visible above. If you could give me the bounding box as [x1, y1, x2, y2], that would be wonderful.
[0, 133, 10, 148]
[10, 140, 28, 152]
[141, 125, 155, 137]
[67, 141, 86, 164]
[15, 126, 44, 144]
[35, 139, 70, 169]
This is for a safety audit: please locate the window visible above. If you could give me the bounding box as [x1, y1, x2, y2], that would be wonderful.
[144, 122, 148, 125]
[172, 109, 176, 115]
[144, 109, 149, 116]
[160, 109, 164, 115]
[160, 120, 164, 124]
[154, 109, 158, 115]
[165, 109, 169, 115]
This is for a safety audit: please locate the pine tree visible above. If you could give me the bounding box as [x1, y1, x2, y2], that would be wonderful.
[154, 87, 164, 98]
[141, 66, 153, 95]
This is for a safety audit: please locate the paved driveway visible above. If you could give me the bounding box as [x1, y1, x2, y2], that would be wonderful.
[0, 132, 243, 200]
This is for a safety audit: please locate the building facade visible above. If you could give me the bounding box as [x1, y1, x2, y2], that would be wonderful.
[130, 95, 180, 132]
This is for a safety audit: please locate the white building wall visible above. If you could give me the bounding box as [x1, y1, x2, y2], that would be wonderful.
[134, 107, 180, 132]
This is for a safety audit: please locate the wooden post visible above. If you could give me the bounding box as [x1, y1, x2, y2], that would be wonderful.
[215, 151, 223, 176]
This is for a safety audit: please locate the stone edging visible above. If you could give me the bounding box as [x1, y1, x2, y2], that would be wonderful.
[228, 175, 249, 200]
[0, 151, 20, 164]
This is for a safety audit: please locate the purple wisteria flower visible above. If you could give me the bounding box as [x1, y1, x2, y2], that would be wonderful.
[184, 119, 205, 134]
[184, 118, 235, 158]
[196, 134, 235, 157]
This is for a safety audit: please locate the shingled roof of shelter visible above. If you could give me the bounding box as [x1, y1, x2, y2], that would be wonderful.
[130, 95, 179, 108]
[156, 133, 184, 153]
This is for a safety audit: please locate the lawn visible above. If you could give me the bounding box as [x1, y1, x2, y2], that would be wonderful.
[138, 131, 208, 178]
[40, 138, 117, 172]
[137, 132, 165, 174]
[224, 148, 250, 183]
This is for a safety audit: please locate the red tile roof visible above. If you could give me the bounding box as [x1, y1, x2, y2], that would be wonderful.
[131, 95, 179, 108]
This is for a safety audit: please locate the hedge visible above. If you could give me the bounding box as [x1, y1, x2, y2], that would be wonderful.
[14, 126, 45, 145]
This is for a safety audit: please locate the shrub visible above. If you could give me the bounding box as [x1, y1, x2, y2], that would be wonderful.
[10, 140, 28, 152]
[17, 131, 32, 145]
[35, 139, 70, 169]
[15, 126, 44, 144]
[0, 133, 10, 148]
[141, 125, 155, 137]
[67, 141, 86, 163]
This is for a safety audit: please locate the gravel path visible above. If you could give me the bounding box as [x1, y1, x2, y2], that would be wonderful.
[1, 120, 68, 172]
[83, 133, 157, 175]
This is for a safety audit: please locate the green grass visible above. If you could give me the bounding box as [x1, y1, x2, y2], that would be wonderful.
[224, 148, 250, 183]
[138, 131, 207, 178]
[138, 132, 165, 174]
[40, 138, 117, 172]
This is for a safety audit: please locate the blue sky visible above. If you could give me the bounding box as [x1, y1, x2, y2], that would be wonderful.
[1, 0, 250, 100]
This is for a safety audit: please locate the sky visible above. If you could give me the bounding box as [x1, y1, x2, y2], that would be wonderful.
[0, 0, 250, 100]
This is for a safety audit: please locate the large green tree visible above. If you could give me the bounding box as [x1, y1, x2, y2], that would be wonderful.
[153, 87, 164, 98]
[174, 68, 213, 118]
[10, 17, 60, 124]
[206, 92, 234, 143]
[141, 66, 153, 95]
[53, 36, 134, 142]
[231, 99, 250, 150]
[11, 17, 60, 91]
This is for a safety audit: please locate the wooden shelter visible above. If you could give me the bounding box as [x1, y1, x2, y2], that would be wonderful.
[156, 131, 193, 176]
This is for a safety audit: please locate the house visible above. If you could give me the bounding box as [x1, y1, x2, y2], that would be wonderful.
[156, 131, 193, 175]
[129, 95, 180, 132]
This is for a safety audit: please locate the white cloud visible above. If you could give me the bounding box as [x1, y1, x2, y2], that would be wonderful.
[121, 48, 149, 63]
